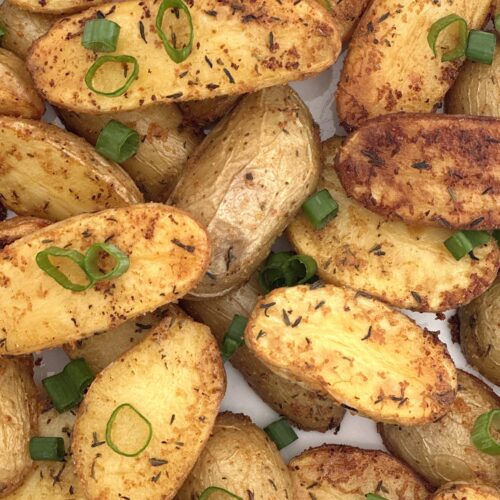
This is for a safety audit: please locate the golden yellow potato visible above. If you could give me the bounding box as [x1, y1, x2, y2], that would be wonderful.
[178, 96, 241, 127]
[0, 216, 50, 250]
[329, 0, 371, 43]
[430, 482, 500, 500]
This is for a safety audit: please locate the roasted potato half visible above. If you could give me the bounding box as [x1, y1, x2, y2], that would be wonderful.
[73, 316, 226, 500]
[336, 114, 500, 230]
[178, 96, 241, 128]
[289, 445, 431, 499]
[329, 0, 371, 44]
[177, 412, 293, 499]
[288, 137, 500, 312]
[0, 216, 50, 250]
[0, 204, 210, 355]
[245, 284, 457, 425]
[183, 276, 345, 433]
[27, 0, 341, 113]
[172, 86, 321, 298]
[0, 357, 38, 497]
[430, 482, 500, 500]
[58, 105, 202, 202]
[379, 370, 500, 488]
[0, 117, 143, 220]
[336, 0, 493, 129]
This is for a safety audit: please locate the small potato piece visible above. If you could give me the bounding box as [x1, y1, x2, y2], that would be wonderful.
[73, 316, 226, 500]
[0, 49, 44, 119]
[0, 117, 143, 220]
[336, 114, 500, 230]
[178, 96, 241, 127]
[0, 216, 50, 249]
[458, 278, 500, 385]
[58, 106, 202, 201]
[0, 358, 38, 496]
[430, 482, 500, 500]
[172, 86, 321, 298]
[379, 370, 500, 488]
[245, 284, 457, 425]
[177, 412, 293, 499]
[287, 137, 500, 312]
[183, 276, 345, 432]
[336, 0, 492, 129]
[0, 204, 210, 355]
[329, 0, 371, 43]
[289, 445, 431, 499]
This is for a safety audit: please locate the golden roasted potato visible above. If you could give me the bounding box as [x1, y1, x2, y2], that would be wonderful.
[336, 114, 500, 230]
[458, 278, 500, 386]
[58, 106, 202, 201]
[336, 0, 493, 129]
[289, 445, 431, 499]
[178, 96, 241, 128]
[0, 357, 38, 497]
[0, 117, 143, 220]
[73, 316, 226, 500]
[430, 482, 500, 500]
[10, 0, 112, 14]
[330, 0, 371, 44]
[183, 276, 345, 432]
[0, 216, 50, 250]
[177, 412, 293, 499]
[0, 204, 210, 355]
[245, 284, 457, 425]
[287, 137, 500, 312]
[0, 48, 44, 119]
[379, 370, 500, 488]
[172, 86, 321, 298]
[27, 0, 341, 113]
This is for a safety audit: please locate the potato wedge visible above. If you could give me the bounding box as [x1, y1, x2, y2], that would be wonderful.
[289, 445, 431, 499]
[73, 316, 225, 500]
[330, 0, 371, 44]
[10, 0, 113, 14]
[27, 0, 341, 114]
[0, 357, 38, 496]
[0, 117, 143, 221]
[245, 284, 457, 425]
[58, 105, 202, 202]
[0, 216, 50, 250]
[0, 204, 210, 355]
[336, 114, 500, 230]
[183, 276, 345, 432]
[379, 370, 500, 488]
[172, 86, 321, 298]
[336, 0, 493, 129]
[287, 137, 500, 312]
[430, 482, 500, 500]
[177, 412, 292, 499]
[178, 96, 241, 128]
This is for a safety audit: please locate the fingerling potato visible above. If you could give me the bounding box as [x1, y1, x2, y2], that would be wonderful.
[430, 482, 500, 500]
[172, 86, 321, 298]
[73, 316, 226, 500]
[287, 137, 500, 312]
[0, 204, 210, 355]
[0, 216, 50, 250]
[177, 412, 293, 499]
[379, 370, 500, 488]
[178, 96, 241, 128]
[336, 114, 500, 230]
[245, 284, 457, 425]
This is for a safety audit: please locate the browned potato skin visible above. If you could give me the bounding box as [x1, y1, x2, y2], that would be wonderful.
[430, 482, 500, 500]
[58, 106, 202, 201]
[336, 114, 500, 230]
[177, 412, 293, 499]
[289, 445, 431, 499]
[379, 370, 500, 489]
[183, 276, 345, 433]
[178, 96, 241, 128]
[0, 216, 50, 249]
[329, 0, 371, 44]
[0, 357, 38, 497]
[10, 0, 117, 14]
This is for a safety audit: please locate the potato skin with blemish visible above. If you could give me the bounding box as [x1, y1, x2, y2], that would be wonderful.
[429, 482, 500, 500]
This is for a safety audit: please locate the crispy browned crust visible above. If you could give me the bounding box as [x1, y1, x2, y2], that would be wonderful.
[10, 0, 117, 14]
[336, 113, 500, 230]
[178, 95, 241, 127]
[0, 216, 50, 250]
[329, 0, 371, 43]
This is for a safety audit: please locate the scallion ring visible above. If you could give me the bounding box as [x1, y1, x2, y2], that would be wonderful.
[444, 230, 490, 261]
[0, 25, 6, 38]
[495, 14, 500, 33]
[263, 418, 298, 450]
[29, 437, 65, 461]
[302, 189, 339, 229]
[466, 30, 496, 64]
[96, 120, 140, 163]
[493, 229, 500, 246]
[471, 409, 500, 455]
[63, 358, 95, 394]
[282, 255, 317, 286]
[366, 494, 388, 500]
[82, 19, 121, 52]
[83, 242, 129, 282]
[198, 487, 243, 500]
[221, 314, 247, 362]
[427, 14, 468, 62]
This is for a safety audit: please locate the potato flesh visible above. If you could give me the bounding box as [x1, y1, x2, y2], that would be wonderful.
[430, 482, 500, 500]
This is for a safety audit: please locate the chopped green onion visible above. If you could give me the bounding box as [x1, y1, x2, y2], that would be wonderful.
[95, 120, 140, 163]
[0, 25, 6, 38]
[83, 242, 129, 282]
[221, 314, 247, 362]
[82, 19, 120, 52]
[427, 14, 468, 62]
[198, 487, 243, 500]
[155, 0, 194, 63]
[493, 229, 500, 246]
[85, 54, 139, 97]
[444, 230, 491, 260]
[466, 30, 496, 64]
[106, 403, 153, 457]
[263, 418, 298, 450]
[63, 358, 95, 394]
[302, 189, 339, 229]
[366, 495, 388, 500]
[29, 437, 65, 461]
[283, 255, 317, 286]
[471, 409, 500, 455]
[495, 14, 500, 33]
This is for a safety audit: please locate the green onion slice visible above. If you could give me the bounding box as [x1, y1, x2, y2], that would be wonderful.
[105, 403, 153, 457]
[427, 14, 468, 62]
[85, 54, 139, 97]
[82, 19, 120, 52]
[263, 418, 298, 450]
[83, 242, 129, 282]
[95, 120, 140, 163]
[493, 229, 500, 246]
[471, 409, 500, 455]
[221, 314, 248, 362]
[63, 358, 95, 394]
[366, 494, 388, 500]
[495, 14, 500, 33]
[0, 25, 6, 38]
[155, 0, 194, 63]
[29, 437, 65, 461]
[466, 30, 496, 64]
[283, 255, 317, 286]
[444, 230, 491, 260]
[198, 487, 243, 500]
[302, 189, 339, 229]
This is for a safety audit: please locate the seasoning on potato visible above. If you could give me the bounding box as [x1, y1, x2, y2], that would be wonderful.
[429, 482, 500, 500]
[328, 0, 371, 44]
